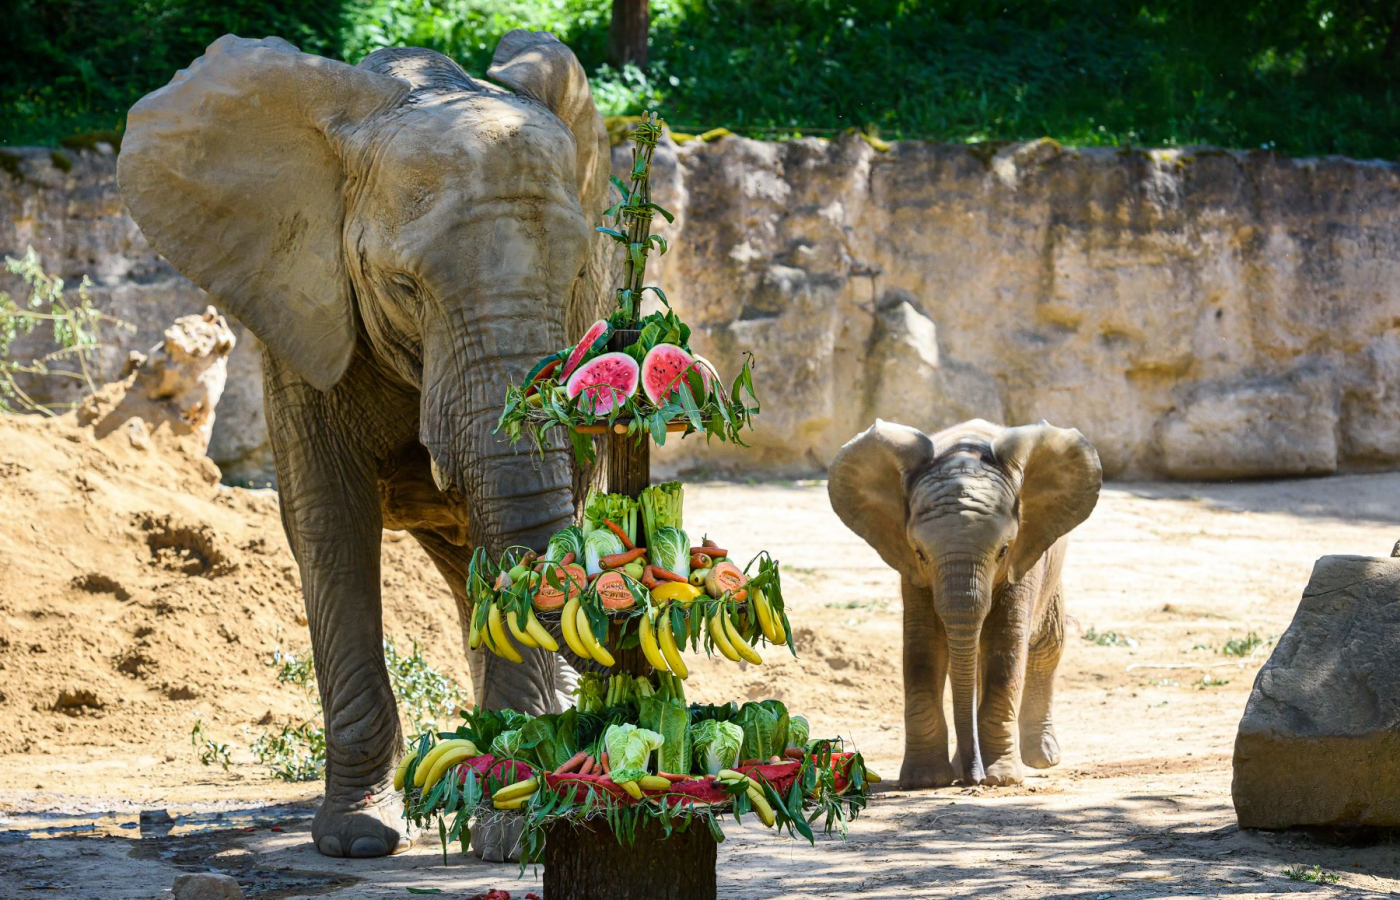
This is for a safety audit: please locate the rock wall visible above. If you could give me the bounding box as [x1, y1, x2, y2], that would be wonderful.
[3, 136, 1398, 483]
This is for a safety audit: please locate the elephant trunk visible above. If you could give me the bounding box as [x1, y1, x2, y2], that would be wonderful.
[419, 302, 574, 556]
[938, 560, 990, 784]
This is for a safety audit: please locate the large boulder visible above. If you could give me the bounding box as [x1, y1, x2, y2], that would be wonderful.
[1232, 554, 1400, 829]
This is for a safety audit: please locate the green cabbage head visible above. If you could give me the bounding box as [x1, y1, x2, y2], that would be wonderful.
[603, 723, 664, 784]
[689, 719, 744, 775]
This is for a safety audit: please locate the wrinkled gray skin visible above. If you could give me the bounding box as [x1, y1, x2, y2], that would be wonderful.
[119, 32, 612, 858]
[828, 419, 1101, 788]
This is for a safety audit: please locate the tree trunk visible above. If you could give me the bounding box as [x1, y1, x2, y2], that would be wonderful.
[544, 816, 717, 899]
[608, 0, 650, 70]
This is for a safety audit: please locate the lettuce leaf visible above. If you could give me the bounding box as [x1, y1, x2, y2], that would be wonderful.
[638, 696, 690, 775]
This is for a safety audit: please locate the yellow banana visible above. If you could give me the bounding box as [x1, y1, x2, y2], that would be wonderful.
[638, 609, 671, 673]
[522, 609, 559, 653]
[423, 745, 477, 792]
[722, 611, 762, 665]
[414, 739, 474, 788]
[658, 612, 689, 679]
[746, 784, 776, 826]
[771, 600, 787, 644]
[392, 749, 419, 791]
[492, 777, 539, 802]
[864, 766, 883, 783]
[638, 775, 671, 792]
[575, 603, 615, 667]
[560, 597, 590, 658]
[487, 604, 523, 664]
[467, 608, 485, 649]
[507, 608, 539, 649]
[618, 780, 644, 800]
[493, 795, 529, 810]
[751, 588, 778, 643]
[708, 608, 742, 662]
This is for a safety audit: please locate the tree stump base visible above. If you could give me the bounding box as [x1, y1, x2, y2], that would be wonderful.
[543, 816, 717, 900]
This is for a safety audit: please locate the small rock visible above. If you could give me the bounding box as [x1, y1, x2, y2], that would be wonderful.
[172, 873, 246, 900]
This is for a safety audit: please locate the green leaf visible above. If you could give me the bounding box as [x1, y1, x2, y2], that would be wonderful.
[407, 889, 444, 895]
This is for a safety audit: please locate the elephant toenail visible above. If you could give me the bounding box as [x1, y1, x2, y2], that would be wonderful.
[349, 835, 390, 858]
[318, 835, 344, 857]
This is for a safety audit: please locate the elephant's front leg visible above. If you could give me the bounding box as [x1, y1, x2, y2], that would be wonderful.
[899, 577, 957, 789]
[976, 588, 1033, 786]
[267, 364, 406, 858]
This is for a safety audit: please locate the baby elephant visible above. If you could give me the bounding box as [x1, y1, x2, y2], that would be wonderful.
[829, 418, 1101, 788]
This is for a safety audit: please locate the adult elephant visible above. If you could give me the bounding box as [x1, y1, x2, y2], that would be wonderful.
[828, 419, 1101, 789]
[119, 32, 611, 857]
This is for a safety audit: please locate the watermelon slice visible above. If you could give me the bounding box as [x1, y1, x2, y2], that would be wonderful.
[565, 352, 639, 415]
[641, 344, 701, 406]
[560, 319, 611, 382]
[524, 352, 564, 396]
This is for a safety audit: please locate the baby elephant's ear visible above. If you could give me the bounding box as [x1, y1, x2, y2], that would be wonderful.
[828, 420, 935, 581]
[119, 35, 409, 391]
[992, 422, 1103, 583]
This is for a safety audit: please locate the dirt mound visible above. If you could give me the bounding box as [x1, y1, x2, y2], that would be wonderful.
[0, 408, 466, 761]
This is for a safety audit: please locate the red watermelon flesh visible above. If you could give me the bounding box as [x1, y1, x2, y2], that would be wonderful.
[565, 352, 639, 415]
[641, 344, 700, 406]
[560, 319, 611, 382]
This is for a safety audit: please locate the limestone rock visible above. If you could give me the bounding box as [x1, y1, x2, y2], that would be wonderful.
[1159, 362, 1339, 479]
[172, 872, 246, 900]
[7, 141, 1400, 483]
[74, 307, 235, 457]
[1232, 555, 1400, 829]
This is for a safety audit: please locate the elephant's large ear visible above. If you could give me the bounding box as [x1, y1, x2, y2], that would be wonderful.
[488, 30, 610, 211]
[993, 421, 1103, 583]
[118, 35, 409, 391]
[828, 420, 936, 581]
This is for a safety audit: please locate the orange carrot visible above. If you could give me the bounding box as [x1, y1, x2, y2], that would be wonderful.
[555, 751, 588, 775]
[601, 752, 610, 775]
[648, 565, 687, 584]
[603, 518, 635, 550]
[579, 756, 596, 776]
[600, 547, 647, 569]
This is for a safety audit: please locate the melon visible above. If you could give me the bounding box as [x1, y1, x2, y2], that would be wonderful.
[565, 352, 639, 415]
[640, 344, 701, 406]
[559, 319, 611, 382]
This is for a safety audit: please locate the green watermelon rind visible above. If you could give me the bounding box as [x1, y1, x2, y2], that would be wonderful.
[565, 351, 640, 415]
[640, 343, 699, 407]
[560, 319, 612, 382]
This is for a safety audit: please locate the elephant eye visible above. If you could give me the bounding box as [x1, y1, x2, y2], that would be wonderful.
[914, 547, 928, 565]
[997, 544, 1009, 560]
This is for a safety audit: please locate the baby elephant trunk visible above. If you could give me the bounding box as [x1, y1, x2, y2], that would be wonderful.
[939, 561, 989, 784]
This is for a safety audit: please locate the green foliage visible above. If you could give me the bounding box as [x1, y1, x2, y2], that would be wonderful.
[4, 1, 1396, 157]
[1284, 864, 1340, 884]
[189, 717, 232, 770]
[250, 722, 327, 782]
[1083, 626, 1137, 647]
[1220, 631, 1273, 657]
[191, 637, 466, 782]
[0, 248, 131, 414]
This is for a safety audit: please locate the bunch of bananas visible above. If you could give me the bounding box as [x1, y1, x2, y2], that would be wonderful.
[716, 769, 776, 827]
[393, 738, 480, 794]
[560, 595, 616, 666]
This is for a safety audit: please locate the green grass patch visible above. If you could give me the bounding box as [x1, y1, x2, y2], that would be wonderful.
[1284, 864, 1340, 884]
[1083, 626, 1137, 648]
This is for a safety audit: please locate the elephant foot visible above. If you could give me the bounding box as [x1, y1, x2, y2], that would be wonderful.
[1021, 728, 1061, 769]
[899, 756, 958, 790]
[313, 789, 411, 858]
[981, 757, 1024, 786]
[471, 816, 525, 862]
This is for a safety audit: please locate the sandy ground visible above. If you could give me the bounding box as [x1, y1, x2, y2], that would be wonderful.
[3, 422, 1400, 898]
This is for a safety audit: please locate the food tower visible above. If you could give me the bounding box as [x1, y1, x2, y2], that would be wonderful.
[394, 115, 871, 900]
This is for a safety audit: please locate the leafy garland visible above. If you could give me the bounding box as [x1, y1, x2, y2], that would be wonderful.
[494, 112, 760, 464]
[400, 728, 869, 873]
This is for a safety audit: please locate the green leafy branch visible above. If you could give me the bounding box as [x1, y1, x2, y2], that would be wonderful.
[0, 247, 132, 414]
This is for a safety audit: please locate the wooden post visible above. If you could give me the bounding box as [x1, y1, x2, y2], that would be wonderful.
[544, 110, 716, 900]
